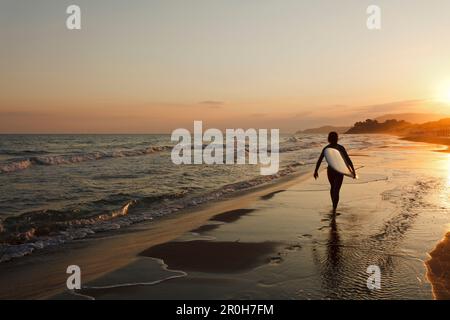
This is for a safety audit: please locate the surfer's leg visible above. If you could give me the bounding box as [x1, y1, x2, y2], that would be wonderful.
[327, 169, 338, 211]
[333, 173, 344, 211]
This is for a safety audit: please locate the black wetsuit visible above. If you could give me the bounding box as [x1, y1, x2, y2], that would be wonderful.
[315, 144, 354, 211]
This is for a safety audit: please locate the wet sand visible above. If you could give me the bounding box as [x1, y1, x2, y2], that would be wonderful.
[1, 136, 449, 300]
[209, 208, 256, 223]
[0, 169, 309, 299]
[140, 240, 281, 273]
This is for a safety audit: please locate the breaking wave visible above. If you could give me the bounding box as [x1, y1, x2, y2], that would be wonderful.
[0, 146, 172, 174]
[0, 142, 314, 174]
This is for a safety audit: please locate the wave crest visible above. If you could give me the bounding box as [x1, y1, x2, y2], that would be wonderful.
[0, 146, 171, 174]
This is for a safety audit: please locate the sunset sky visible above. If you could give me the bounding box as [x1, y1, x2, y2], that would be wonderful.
[2, 0, 450, 133]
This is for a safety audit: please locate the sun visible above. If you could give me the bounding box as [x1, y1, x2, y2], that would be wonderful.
[435, 81, 450, 104]
[444, 91, 450, 103]
[439, 89, 450, 103]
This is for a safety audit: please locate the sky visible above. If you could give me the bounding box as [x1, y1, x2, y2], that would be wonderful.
[2, 0, 450, 133]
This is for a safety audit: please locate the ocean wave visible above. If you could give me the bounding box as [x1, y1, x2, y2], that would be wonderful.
[0, 149, 50, 156]
[0, 159, 33, 173]
[0, 145, 172, 174]
[0, 141, 315, 174]
[0, 161, 310, 263]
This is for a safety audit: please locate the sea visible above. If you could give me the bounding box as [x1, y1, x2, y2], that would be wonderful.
[0, 133, 375, 262]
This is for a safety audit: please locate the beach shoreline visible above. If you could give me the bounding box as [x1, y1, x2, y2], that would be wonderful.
[401, 135, 450, 152]
[1, 135, 449, 300]
[0, 169, 312, 299]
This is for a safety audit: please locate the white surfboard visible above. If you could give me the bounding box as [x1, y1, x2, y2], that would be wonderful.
[324, 147, 356, 178]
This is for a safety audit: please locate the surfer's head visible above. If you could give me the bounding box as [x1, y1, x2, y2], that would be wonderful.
[328, 132, 338, 144]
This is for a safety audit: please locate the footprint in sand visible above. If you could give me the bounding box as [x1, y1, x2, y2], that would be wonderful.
[268, 243, 302, 265]
[268, 255, 283, 265]
[285, 244, 302, 251]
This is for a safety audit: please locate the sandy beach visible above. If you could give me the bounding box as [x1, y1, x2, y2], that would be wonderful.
[1, 136, 449, 300]
[4, 0, 450, 307]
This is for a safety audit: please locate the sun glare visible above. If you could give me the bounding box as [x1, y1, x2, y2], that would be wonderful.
[440, 90, 450, 103]
[436, 81, 450, 104]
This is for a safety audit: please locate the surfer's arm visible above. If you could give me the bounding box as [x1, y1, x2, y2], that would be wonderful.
[341, 147, 356, 175]
[314, 149, 325, 179]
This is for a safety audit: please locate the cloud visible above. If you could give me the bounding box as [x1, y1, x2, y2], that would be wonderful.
[198, 100, 225, 108]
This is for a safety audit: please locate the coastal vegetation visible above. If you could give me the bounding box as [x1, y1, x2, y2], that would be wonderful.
[346, 118, 450, 138]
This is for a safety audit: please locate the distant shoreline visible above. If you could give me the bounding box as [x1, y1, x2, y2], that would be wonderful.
[401, 135, 450, 152]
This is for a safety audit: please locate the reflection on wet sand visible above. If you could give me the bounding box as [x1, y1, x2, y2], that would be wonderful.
[322, 216, 344, 298]
[313, 180, 435, 299]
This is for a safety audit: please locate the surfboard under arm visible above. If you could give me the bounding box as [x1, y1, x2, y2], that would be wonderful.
[323, 147, 357, 178]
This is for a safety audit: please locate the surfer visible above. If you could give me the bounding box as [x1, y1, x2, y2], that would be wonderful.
[314, 132, 356, 214]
